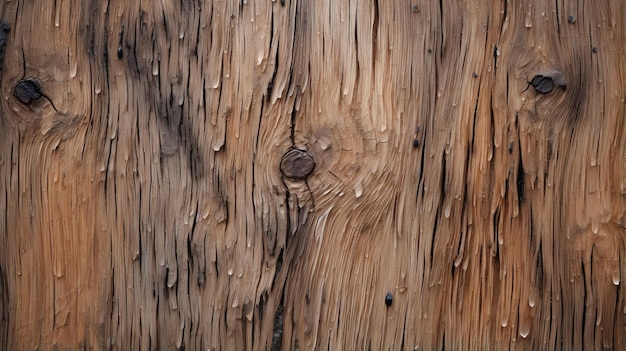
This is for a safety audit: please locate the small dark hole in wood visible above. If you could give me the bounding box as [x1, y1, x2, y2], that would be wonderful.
[472, 72, 478, 78]
[117, 46, 123, 59]
[13, 78, 43, 105]
[412, 5, 420, 12]
[567, 15, 576, 23]
[592, 47, 598, 53]
[385, 292, 393, 307]
[531, 75, 554, 94]
[528, 73, 566, 94]
[413, 139, 420, 148]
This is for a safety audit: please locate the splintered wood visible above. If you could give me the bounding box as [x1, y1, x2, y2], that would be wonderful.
[0, 0, 623, 349]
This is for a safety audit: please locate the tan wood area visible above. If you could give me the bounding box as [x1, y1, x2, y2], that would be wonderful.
[0, 0, 624, 349]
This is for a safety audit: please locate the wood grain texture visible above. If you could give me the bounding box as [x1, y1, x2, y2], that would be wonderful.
[0, 0, 623, 350]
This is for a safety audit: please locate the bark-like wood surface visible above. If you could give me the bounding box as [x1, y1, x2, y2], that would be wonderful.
[0, 0, 624, 350]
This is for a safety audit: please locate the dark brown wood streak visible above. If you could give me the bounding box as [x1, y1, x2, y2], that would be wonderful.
[0, 21, 9, 80]
[0, 20, 9, 349]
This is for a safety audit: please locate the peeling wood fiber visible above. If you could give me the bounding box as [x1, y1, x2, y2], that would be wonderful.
[0, 0, 624, 350]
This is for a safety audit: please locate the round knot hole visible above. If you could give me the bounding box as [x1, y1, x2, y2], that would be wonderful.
[528, 72, 566, 94]
[14, 78, 43, 105]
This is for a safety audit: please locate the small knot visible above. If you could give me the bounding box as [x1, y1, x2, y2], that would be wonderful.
[280, 148, 315, 181]
[527, 72, 566, 94]
[14, 78, 43, 104]
[385, 292, 393, 307]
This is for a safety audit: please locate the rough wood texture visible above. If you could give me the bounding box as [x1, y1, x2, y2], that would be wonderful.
[0, 0, 624, 349]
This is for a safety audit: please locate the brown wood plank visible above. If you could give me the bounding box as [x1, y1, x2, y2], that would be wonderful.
[0, 0, 623, 349]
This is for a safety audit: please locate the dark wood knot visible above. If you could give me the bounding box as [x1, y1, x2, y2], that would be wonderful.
[385, 292, 393, 307]
[14, 78, 43, 104]
[527, 72, 566, 94]
[280, 148, 315, 181]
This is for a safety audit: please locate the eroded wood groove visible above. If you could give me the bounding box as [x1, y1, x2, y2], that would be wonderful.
[0, 0, 623, 350]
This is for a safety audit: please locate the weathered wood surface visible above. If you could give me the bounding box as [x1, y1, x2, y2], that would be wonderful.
[0, 0, 624, 349]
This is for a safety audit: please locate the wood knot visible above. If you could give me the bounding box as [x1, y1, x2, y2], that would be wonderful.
[385, 292, 393, 307]
[280, 148, 315, 181]
[527, 71, 566, 94]
[14, 78, 43, 104]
